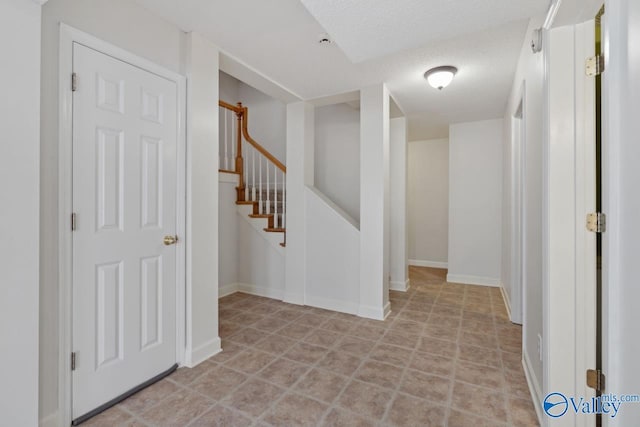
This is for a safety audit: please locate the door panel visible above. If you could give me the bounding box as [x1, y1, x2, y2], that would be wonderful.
[72, 43, 178, 420]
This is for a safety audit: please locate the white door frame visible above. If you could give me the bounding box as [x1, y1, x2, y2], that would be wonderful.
[510, 83, 526, 325]
[57, 24, 187, 426]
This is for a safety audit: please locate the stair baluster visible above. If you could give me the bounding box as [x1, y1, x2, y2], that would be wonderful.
[274, 164, 278, 227]
[266, 161, 271, 215]
[282, 170, 286, 229]
[258, 154, 263, 214]
[231, 109, 236, 170]
[251, 147, 256, 202]
[244, 149, 249, 201]
[224, 109, 229, 170]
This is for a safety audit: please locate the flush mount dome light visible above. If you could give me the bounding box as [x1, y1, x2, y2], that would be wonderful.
[424, 66, 458, 90]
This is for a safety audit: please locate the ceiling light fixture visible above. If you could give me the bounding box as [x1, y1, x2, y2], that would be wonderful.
[424, 66, 458, 90]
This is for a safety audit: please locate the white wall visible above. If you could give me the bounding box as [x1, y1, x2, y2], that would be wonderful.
[185, 32, 221, 366]
[219, 71, 286, 165]
[389, 117, 409, 291]
[218, 72, 240, 171]
[501, 17, 545, 405]
[407, 139, 449, 267]
[218, 175, 240, 291]
[219, 71, 240, 105]
[236, 219, 286, 298]
[448, 119, 503, 286]
[314, 103, 360, 222]
[240, 81, 286, 164]
[0, 1, 41, 425]
[305, 187, 360, 313]
[285, 102, 314, 305]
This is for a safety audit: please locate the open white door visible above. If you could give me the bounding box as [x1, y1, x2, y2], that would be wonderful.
[71, 43, 178, 422]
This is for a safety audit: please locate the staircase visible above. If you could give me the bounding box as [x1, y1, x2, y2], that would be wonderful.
[219, 101, 286, 246]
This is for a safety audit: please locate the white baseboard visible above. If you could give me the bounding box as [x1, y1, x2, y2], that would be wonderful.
[306, 294, 358, 316]
[446, 274, 500, 287]
[185, 336, 222, 368]
[39, 411, 59, 427]
[358, 301, 391, 321]
[522, 351, 543, 425]
[237, 283, 284, 300]
[500, 283, 513, 320]
[219, 283, 240, 298]
[382, 301, 391, 320]
[219, 282, 287, 302]
[390, 279, 411, 292]
[282, 291, 304, 305]
[409, 259, 448, 269]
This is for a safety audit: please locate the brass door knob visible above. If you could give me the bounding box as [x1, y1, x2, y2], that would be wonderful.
[163, 235, 179, 245]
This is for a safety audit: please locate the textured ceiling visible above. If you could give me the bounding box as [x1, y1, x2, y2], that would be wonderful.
[300, 0, 546, 63]
[134, 0, 542, 140]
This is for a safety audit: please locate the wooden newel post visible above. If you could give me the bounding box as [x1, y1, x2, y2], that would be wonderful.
[235, 102, 245, 201]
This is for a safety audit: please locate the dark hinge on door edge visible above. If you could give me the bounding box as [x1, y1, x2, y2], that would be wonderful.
[71, 213, 77, 231]
[72, 72, 78, 92]
[71, 352, 76, 371]
[587, 369, 605, 392]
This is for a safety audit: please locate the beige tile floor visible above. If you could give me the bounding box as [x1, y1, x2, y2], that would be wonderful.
[84, 267, 540, 426]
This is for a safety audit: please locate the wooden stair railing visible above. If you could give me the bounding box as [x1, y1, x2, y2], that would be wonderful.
[219, 101, 286, 238]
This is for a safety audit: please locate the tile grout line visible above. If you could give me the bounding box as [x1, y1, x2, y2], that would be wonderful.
[217, 307, 372, 426]
[118, 274, 533, 427]
[312, 318, 392, 426]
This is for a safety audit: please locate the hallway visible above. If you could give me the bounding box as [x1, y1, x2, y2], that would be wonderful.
[82, 267, 538, 426]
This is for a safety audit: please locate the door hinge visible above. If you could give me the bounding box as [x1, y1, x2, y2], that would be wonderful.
[587, 369, 605, 392]
[71, 352, 77, 371]
[72, 72, 78, 92]
[71, 213, 77, 231]
[586, 55, 605, 77]
[586, 212, 606, 233]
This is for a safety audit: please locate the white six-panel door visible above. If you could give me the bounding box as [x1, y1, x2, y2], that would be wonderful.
[72, 43, 178, 420]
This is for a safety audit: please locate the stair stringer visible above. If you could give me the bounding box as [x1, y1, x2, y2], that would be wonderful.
[236, 204, 285, 255]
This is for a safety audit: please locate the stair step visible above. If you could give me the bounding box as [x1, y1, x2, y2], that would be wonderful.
[249, 213, 284, 219]
[263, 228, 286, 233]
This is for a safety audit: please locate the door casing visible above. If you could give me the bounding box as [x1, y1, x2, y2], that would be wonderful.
[57, 24, 187, 427]
[510, 85, 526, 326]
